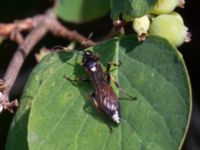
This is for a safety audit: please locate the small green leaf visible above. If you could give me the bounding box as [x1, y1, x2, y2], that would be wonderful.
[54, 0, 110, 23]
[6, 36, 191, 150]
[111, 0, 157, 20]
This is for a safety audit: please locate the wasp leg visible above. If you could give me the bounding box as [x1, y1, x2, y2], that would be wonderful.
[106, 61, 121, 83]
[91, 92, 99, 108]
[105, 61, 136, 100]
[107, 61, 122, 69]
[106, 61, 121, 73]
[83, 92, 98, 113]
[63, 75, 89, 84]
[114, 76, 137, 100]
[106, 72, 137, 101]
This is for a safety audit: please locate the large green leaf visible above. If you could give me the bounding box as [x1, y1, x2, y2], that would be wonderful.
[6, 36, 191, 150]
[54, 0, 110, 23]
[111, 0, 157, 20]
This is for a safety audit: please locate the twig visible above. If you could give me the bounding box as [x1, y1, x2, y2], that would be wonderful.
[0, 16, 49, 113]
[0, 9, 96, 113]
[0, 19, 33, 36]
[48, 18, 95, 47]
[0, 18, 33, 44]
[0, 10, 95, 46]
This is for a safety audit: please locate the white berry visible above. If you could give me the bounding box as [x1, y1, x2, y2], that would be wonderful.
[151, 0, 184, 15]
[132, 15, 150, 41]
[149, 13, 190, 47]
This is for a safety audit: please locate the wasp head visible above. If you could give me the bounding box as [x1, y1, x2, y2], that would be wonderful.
[82, 50, 98, 72]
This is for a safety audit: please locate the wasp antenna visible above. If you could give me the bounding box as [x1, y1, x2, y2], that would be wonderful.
[52, 42, 77, 52]
[52, 45, 85, 56]
[74, 50, 84, 55]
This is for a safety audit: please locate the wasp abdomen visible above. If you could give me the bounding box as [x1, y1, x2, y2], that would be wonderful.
[96, 83, 121, 124]
[102, 99, 120, 124]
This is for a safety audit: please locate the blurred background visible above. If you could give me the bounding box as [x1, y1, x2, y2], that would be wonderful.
[0, 0, 199, 149]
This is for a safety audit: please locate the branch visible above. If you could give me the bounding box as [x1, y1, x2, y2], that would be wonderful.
[0, 19, 33, 36]
[0, 10, 95, 47]
[0, 15, 49, 113]
[0, 18, 33, 44]
[48, 18, 96, 47]
[0, 9, 96, 113]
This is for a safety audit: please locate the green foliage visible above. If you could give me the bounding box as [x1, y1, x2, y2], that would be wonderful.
[54, 0, 158, 23]
[54, 0, 110, 23]
[111, 0, 157, 20]
[6, 36, 191, 150]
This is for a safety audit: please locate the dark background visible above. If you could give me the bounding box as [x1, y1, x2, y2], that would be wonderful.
[0, 0, 199, 149]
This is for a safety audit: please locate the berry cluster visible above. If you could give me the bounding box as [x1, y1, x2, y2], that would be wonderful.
[131, 0, 191, 47]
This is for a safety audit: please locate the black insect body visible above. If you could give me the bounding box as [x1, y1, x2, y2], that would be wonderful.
[82, 50, 121, 124]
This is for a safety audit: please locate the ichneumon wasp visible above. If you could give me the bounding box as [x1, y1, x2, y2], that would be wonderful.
[64, 49, 136, 124]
